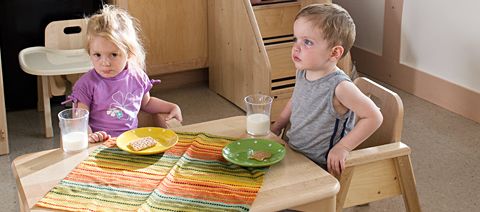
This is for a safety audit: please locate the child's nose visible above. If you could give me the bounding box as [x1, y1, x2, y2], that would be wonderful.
[292, 44, 300, 53]
[101, 58, 111, 66]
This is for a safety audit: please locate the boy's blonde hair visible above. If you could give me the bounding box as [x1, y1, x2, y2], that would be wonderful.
[295, 3, 355, 58]
[86, 5, 146, 71]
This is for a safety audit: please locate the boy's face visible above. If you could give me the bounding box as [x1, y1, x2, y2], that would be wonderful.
[292, 17, 336, 72]
[89, 36, 128, 78]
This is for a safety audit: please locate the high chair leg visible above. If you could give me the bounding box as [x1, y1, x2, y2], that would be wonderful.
[41, 76, 53, 138]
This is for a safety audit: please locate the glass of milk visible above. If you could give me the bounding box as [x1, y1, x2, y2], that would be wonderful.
[245, 94, 273, 136]
[58, 108, 89, 153]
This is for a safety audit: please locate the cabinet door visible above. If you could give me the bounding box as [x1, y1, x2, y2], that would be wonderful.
[115, 0, 208, 76]
[253, 2, 300, 38]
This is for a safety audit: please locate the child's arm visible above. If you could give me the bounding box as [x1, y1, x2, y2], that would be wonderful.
[76, 102, 111, 143]
[140, 92, 183, 123]
[270, 99, 292, 136]
[327, 81, 383, 175]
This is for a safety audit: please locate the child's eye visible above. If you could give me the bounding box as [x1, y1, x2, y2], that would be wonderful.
[304, 39, 313, 46]
[292, 37, 297, 43]
[111, 53, 118, 57]
[92, 53, 101, 58]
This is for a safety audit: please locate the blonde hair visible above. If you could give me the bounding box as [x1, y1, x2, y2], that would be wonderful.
[86, 5, 146, 71]
[295, 3, 356, 58]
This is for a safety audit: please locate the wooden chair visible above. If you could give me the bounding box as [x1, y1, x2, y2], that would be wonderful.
[20, 19, 180, 137]
[18, 19, 91, 137]
[44, 19, 89, 99]
[336, 77, 421, 211]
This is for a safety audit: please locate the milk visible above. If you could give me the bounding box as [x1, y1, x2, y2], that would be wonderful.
[246, 113, 270, 136]
[62, 131, 88, 152]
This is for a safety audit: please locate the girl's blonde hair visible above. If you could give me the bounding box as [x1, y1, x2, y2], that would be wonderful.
[86, 5, 146, 71]
[295, 3, 356, 58]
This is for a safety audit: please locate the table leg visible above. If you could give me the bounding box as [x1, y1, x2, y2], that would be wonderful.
[291, 196, 336, 212]
[41, 76, 53, 138]
[17, 191, 26, 212]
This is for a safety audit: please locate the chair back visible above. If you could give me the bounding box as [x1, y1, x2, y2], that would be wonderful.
[45, 19, 88, 49]
[354, 77, 404, 149]
[44, 19, 88, 96]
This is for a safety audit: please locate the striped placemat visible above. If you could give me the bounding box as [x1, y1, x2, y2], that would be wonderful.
[36, 132, 267, 211]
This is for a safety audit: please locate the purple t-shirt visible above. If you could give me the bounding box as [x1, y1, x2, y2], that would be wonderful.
[71, 66, 154, 137]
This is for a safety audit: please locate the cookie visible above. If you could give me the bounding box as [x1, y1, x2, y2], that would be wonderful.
[248, 150, 272, 161]
[128, 136, 157, 151]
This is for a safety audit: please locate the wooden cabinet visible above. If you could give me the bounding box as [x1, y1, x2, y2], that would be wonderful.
[111, 0, 351, 120]
[113, 0, 208, 76]
[208, 0, 329, 120]
[0, 51, 8, 155]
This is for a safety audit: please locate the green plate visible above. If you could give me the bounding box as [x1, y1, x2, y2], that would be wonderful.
[222, 138, 286, 167]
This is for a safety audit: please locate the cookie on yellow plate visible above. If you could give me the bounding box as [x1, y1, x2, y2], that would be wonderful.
[128, 136, 157, 151]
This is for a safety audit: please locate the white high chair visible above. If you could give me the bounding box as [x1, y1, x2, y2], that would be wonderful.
[19, 19, 92, 138]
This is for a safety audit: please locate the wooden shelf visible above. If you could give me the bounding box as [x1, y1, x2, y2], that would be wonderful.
[208, 0, 330, 120]
[252, 0, 297, 7]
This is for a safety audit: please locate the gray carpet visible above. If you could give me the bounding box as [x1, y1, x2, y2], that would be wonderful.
[1, 82, 479, 212]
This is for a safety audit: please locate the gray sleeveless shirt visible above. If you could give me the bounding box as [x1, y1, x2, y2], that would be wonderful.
[286, 69, 355, 167]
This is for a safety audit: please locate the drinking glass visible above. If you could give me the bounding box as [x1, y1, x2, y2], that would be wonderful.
[244, 94, 273, 136]
[58, 108, 89, 153]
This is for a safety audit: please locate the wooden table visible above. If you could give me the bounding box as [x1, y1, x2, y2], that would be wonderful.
[12, 116, 339, 212]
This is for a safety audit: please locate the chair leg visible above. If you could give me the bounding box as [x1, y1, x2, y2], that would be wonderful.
[395, 155, 421, 212]
[336, 166, 354, 212]
[37, 77, 43, 112]
[41, 76, 53, 138]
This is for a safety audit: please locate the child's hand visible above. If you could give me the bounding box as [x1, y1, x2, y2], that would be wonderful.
[327, 143, 351, 175]
[166, 105, 183, 122]
[270, 122, 283, 136]
[88, 131, 111, 143]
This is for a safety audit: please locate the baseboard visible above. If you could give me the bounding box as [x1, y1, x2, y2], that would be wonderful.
[149, 68, 208, 92]
[351, 47, 480, 124]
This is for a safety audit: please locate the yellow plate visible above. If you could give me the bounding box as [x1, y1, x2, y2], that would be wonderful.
[116, 127, 178, 155]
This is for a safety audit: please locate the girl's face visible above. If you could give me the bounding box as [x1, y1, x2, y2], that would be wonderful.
[291, 17, 336, 73]
[89, 36, 128, 78]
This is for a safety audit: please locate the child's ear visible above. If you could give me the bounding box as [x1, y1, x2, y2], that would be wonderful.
[330, 45, 344, 61]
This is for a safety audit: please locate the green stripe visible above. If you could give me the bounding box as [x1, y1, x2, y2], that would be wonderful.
[176, 132, 237, 141]
[92, 155, 176, 169]
[181, 155, 268, 174]
[61, 180, 151, 196]
[48, 188, 144, 207]
[174, 159, 266, 180]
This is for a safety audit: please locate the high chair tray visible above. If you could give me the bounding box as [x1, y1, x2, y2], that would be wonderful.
[19, 46, 92, 76]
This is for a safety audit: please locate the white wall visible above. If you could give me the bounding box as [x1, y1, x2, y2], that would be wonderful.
[401, 0, 480, 93]
[334, 0, 480, 93]
[334, 0, 384, 56]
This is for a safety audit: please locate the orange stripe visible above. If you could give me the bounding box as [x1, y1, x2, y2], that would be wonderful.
[156, 182, 257, 204]
[162, 174, 260, 194]
[65, 172, 159, 191]
[38, 196, 135, 212]
[71, 164, 165, 182]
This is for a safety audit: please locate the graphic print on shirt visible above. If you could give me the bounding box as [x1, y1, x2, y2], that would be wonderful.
[107, 91, 136, 121]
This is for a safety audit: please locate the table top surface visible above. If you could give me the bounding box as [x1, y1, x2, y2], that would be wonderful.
[12, 116, 339, 212]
